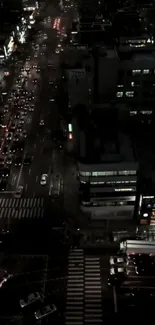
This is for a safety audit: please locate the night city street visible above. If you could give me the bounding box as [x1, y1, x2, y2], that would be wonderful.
[2, 0, 155, 324]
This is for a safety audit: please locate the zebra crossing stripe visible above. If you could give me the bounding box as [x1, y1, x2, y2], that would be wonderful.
[66, 249, 84, 325]
[66, 251, 104, 325]
[0, 198, 44, 219]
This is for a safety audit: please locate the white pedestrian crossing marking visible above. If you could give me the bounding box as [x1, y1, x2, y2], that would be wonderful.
[66, 250, 103, 325]
[0, 198, 44, 219]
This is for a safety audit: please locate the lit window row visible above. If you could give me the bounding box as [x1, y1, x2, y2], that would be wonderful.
[132, 69, 150, 75]
[79, 170, 137, 177]
[91, 180, 136, 185]
[116, 91, 134, 98]
[130, 110, 152, 116]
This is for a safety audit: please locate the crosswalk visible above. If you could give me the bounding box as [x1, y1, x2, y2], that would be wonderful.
[65, 249, 103, 325]
[0, 198, 44, 219]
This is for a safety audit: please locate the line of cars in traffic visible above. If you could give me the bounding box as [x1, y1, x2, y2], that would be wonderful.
[108, 253, 155, 286]
[0, 50, 40, 192]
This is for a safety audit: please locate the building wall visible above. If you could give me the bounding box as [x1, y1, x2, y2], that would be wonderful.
[81, 204, 135, 220]
[98, 49, 119, 100]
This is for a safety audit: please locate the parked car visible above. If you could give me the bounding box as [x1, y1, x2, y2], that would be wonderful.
[20, 292, 41, 308]
[34, 304, 57, 320]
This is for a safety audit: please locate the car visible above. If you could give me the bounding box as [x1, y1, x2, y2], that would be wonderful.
[39, 120, 44, 126]
[4, 106, 8, 113]
[16, 141, 25, 151]
[40, 174, 48, 185]
[32, 78, 38, 84]
[0, 158, 5, 166]
[10, 123, 16, 131]
[109, 256, 126, 266]
[23, 110, 27, 116]
[15, 113, 20, 119]
[20, 292, 41, 308]
[2, 146, 8, 155]
[24, 103, 29, 108]
[34, 304, 57, 320]
[6, 157, 12, 165]
[16, 78, 20, 84]
[14, 156, 22, 166]
[0, 181, 7, 191]
[29, 105, 34, 112]
[49, 98, 55, 102]
[15, 186, 23, 198]
[22, 131, 27, 138]
[19, 117, 25, 125]
[0, 168, 10, 178]
[10, 144, 17, 153]
[13, 134, 20, 142]
[22, 91, 28, 96]
[17, 127, 22, 133]
[108, 267, 128, 286]
[0, 112, 5, 119]
[23, 156, 32, 165]
[6, 132, 13, 141]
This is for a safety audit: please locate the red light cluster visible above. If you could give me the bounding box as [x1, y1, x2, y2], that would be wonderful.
[53, 18, 61, 30]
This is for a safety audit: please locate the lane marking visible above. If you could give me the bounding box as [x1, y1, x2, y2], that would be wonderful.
[29, 168, 31, 175]
[36, 175, 38, 183]
[25, 184, 28, 192]
[11, 175, 17, 186]
[34, 143, 36, 148]
[113, 286, 118, 313]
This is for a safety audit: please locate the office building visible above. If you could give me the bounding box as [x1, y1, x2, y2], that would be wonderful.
[72, 105, 138, 219]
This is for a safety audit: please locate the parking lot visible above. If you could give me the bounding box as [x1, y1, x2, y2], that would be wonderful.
[0, 251, 68, 325]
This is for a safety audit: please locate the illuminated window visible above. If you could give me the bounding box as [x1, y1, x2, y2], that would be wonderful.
[132, 69, 141, 75]
[92, 171, 117, 176]
[125, 91, 134, 97]
[130, 110, 137, 116]
[79, 171, 91, 176]
[118, 170, 136, 176]
[116, 91, 123, 98]
[117, 84, 123, 88]
[143, 69, 149, 74]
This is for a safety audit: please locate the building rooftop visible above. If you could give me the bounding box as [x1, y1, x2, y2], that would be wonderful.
[131, 51, 155, 61]
[76, 105, 137, 165]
